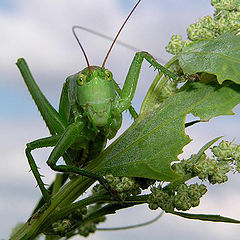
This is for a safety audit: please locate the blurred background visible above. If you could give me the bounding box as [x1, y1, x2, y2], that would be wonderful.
[1, 0, 240, 239]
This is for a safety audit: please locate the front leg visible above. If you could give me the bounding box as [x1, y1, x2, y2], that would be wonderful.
[46, 121, 84, 169]
[46, 121, 111, 192]
[113, 80, 138, 120]
[118, 51, 178, 112]
[26, 135, 61, 203]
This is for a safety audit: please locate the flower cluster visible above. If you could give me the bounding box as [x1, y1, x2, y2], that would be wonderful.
[50, 207, 87, 236]
[76, 176, 150, 237]
[93, 174, 142, 200]
[165, 35, 189, 55]
[77, 204, 106, 237]
[52, 219, 72, 236]
[152, 140, 240, 214]
[172, 140, 240, 184]
[212, 0, 240, 11]
[148, 183, 207, 212]
[50, 203, 106, 237]
[166, 0, 240, 55]
[173, 153, 230, 184]
[212, 140, 240, 172]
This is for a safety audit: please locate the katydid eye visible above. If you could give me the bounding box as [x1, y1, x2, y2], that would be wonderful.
[76, 74, 86, 86]
[105, 70, 113, 81]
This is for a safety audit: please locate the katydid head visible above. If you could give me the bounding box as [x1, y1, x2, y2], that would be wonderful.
[76, 66, 116, 127]
[72, 0, 142, 127]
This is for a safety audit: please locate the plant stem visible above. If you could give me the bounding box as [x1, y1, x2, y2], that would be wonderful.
[9, 176, 94, 240]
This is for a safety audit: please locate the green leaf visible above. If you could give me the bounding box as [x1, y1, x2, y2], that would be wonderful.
[188, 80, 240, 120]
[178, 33, 240, 84]
[193, 136, 222, 161]
[90, 81, 240, 182]
[172, 211, 240, 224]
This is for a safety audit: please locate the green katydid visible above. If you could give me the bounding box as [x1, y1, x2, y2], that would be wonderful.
[16, 0, 178, 203]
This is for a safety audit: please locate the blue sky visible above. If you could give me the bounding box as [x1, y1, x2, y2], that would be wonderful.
[0, 0, 14, 10]
[1, 0, 240, 239]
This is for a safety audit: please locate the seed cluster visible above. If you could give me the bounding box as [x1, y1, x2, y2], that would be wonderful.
[77, 204, 106, 237]
[93, 175, 142, 200]
[212, 140, 240, 173]
[172, 141, 240, 184]
[50, 203, 106, 237]
[51, 207, 87, 236]
[172, 153, 231, 184]
[148, 140, 240, 213]
[148, 183, 207, 212]
[166, 0, 240, 55]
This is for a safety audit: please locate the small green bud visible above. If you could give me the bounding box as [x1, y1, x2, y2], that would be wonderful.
[172, 162, 187, 176]
[177, 184, 188, 193]
[148, 186, 175, 212]
[115, 182, 124, 192]
[187, 17, 216, 41]
[148, 202, 159, 210]
[209, 171, 228, 184]
[191, 198, 201, 207]
[175, 191, 192, 211]
[105, 174, 115, 183]
[212, 140, 234, 160]
[211, 0, 235, 11]
[236, 161, 240, 173]
[52, 219, 71, 236]
[232, 145, 240, 160]
[199, 184, 208, 196]
[78, 222, 96, 237]
[165, 34, 185, 55]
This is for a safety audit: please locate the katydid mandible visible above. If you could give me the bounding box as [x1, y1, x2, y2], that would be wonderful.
[16, 0, 177, 203]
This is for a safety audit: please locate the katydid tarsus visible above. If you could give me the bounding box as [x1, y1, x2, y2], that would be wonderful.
[16, 0, 178, 204]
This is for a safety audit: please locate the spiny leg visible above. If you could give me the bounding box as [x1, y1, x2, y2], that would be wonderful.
[31, 173, 69, 214]
[49, 165, 115, 197]
[46, 121, 120, 200]
[26, 135, 61, 203]
[119, 51, 178, 112]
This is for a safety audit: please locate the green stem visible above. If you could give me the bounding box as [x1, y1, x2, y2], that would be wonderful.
[9, 176, 94, 240]
[45, 235, 60, 240]
[41, 195, 112, 231]
[51, 174, 63, 196]
[69, 194, 150, 233]
[42, 194, 150, 231]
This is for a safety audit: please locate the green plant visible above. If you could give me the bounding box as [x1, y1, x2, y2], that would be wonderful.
[10, 0, 240, 239]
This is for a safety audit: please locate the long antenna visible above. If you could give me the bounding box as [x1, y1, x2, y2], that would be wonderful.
[72, 25, 91, 74]
[102, 0, 142, 68]
[74, 25, 166, 64]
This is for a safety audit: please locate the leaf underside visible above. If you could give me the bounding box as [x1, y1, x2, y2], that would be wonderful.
[91, 80, 240, 182]
[172, 211, 240, 224]
[178, 33, 240, 85]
